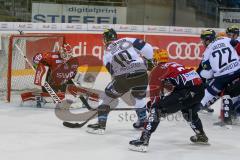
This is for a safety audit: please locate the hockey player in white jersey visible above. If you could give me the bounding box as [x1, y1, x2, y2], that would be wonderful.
[87, 28, 154, 134]
[199, 29, 240, 125]
[217, 25, 240, 125]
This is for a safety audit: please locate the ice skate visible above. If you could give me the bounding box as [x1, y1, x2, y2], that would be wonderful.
[129, 131, 150, 152]
[87, 123, 105, 135]
[190, 133, 209, 145]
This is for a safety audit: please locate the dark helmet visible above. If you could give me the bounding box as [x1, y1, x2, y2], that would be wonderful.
[200, 29, 216, 43]
[226, 25, 239, 36]
[103, 28, 117, 44]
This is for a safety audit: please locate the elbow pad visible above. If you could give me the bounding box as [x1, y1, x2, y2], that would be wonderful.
[140, 43, 154, 60]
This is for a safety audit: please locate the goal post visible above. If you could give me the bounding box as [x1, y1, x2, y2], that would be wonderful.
[0, 33, 65, 102]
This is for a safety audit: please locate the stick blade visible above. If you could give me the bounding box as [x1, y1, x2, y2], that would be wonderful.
[63, 121, 85, 128]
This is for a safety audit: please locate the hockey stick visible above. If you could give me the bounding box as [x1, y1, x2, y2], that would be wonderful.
[15, 43, 61, 103]
[62, 110, 98, 128]
[79, 95, 92, 110]
[62, 107, 147, 128]
[79, 95, 147, 111]
[62, 97, 147, 128]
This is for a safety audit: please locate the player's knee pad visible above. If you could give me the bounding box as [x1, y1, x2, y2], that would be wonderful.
[135, 98, 147, 120]
[100, 92, 117, 108]
[105, 83, 122, 99]
[201, 89, 216, 107]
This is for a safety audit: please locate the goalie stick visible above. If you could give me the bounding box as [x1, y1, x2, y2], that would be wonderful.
[62, 79, 169, 128]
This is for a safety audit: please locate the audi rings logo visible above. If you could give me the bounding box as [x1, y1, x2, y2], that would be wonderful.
[166, 42, 203, 60]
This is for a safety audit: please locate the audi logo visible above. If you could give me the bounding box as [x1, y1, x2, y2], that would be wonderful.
[166, 42, 203, 60]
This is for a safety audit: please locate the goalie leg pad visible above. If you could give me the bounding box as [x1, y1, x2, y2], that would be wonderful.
[21, 92, 39, 102]
[21, 92, 65, 103]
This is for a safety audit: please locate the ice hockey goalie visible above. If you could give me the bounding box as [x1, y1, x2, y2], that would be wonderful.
[21, 44, 81, 107]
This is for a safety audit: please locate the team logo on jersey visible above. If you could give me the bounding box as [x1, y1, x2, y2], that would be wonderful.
[57, 72, 75, 79]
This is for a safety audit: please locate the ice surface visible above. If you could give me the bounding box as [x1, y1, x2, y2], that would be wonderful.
[0, 73, 239, 160]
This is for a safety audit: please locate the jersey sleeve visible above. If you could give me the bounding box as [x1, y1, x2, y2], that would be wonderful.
[103, 51, 114, 74]
[131, 38, 153, 60]
[201, 48, 213, 73]
[139, 42, 154, 60]
[103, 51, 112, 66]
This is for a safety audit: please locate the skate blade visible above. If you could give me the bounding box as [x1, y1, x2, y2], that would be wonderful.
[86, 128, 105, 135]
[128, 145, 148, 152]
[190, 142, 210, 145]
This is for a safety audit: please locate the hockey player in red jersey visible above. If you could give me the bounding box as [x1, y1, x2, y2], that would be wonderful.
[129, 49, 208, 152]
[21, 44, 82, 107]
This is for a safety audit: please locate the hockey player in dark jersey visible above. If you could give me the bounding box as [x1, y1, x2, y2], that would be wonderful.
[129, 50, 208, 152]
[86, 28, 154, 134]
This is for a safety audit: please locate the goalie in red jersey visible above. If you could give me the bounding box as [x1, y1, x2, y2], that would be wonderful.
[21, 44, 82, 107]
[129, 49, 208, 152]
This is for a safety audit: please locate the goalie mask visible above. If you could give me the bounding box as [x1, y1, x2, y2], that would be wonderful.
[200, 29, 216, 47]
[153, 49, 169, 65]
[60, 44, 73, 60]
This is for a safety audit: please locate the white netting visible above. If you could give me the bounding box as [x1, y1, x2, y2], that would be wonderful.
[0, 34, 64, 101]
[0, 34, 10, 101]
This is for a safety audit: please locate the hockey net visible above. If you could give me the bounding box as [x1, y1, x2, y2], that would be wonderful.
[0, 34, 64, 102]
